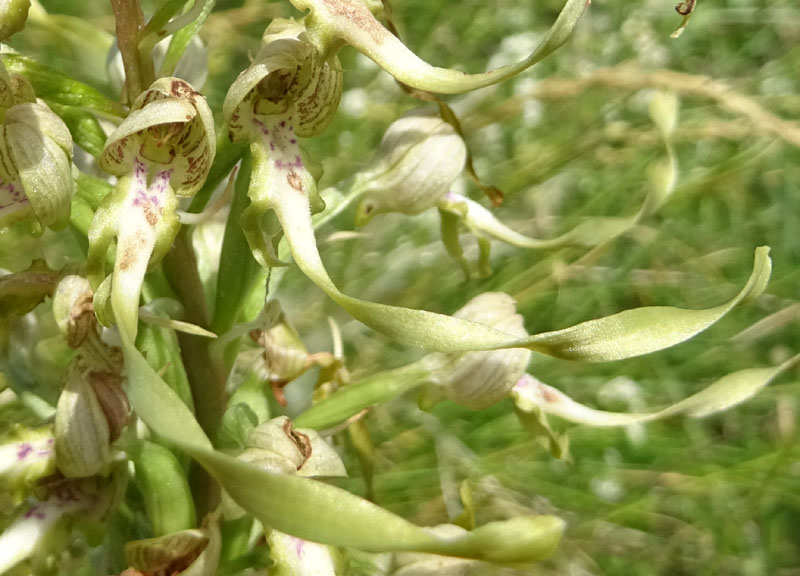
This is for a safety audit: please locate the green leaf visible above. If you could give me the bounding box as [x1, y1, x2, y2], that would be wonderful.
[513, 353, 800, 427]
[128, 440, 196, 536]
[159, 1, 215, 77]
[294, 367, 430, 430]
[120, 330, 563, 563]
[0, 54, 124, 117]
[48, 102, 107, 158]
[136, 320, 194, 410]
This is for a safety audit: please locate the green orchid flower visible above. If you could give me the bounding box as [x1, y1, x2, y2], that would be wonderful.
[87, 77, 214, 338]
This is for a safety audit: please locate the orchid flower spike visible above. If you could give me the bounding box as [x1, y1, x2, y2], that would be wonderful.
[0, 62, 73, 234]
[290, 0, 589, 94]
[87, 77, 214, 339]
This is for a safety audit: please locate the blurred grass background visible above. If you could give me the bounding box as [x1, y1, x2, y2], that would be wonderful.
[16, 0, 800, 573]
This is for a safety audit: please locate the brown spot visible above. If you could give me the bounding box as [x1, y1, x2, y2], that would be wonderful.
[67, 292, 96, 348]
[171, 79, 194, 101]
[88, 371, 130, 441]
[282, 419, 313, 470]
[286, 169, 303, 192]
[322, 0, 388, 44]
[142, 202, 159, 227]
[117, 230, 148, 272]
[271, 379, 289, 407]
[539, 384, 559, 404]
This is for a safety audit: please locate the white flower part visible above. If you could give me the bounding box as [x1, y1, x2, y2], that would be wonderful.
[111, 158, 175, 338]
[0, 431, 55, 483]
[100, 78, 215, 197]
[0, 179, 28, 223]
[0, 496, 83, 574]
[268, 531, 338, 576]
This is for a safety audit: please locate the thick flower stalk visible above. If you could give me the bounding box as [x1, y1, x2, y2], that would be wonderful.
[0, 62, 73, 233]
[87, 77, 214, 338]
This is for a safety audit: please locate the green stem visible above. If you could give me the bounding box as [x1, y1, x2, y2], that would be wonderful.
[162, 229, 224, 516]
[163, 230, 224, 434]
[110, 0, 155, 102]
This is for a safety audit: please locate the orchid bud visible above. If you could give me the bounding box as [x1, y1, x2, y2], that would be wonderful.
[425, 293, 531, 409]
[354, 109, 466, 226]
[0, 0, 30, 42]
[52, 275, 95, 348]
[224, 18, 342, 142]
[54, 358, 129, 477]
[251, 321, 308, 383]
[0, 100, 74, 233]
[241, 416, 346, 477]
[124, 513, 221, 576]
[238, 417, 346, 575]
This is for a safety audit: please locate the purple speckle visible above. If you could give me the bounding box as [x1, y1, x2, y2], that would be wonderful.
[16, 443, 33, 460]
[290, 138, 297, 144]
[24, 506, 46, 519]
[295, 538, 304, 558]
